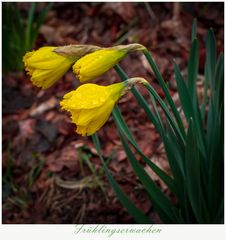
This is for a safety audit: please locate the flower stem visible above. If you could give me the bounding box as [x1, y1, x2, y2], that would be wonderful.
[114, 65, 164, 136]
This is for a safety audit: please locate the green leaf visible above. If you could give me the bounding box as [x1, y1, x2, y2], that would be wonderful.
[162, 121, 185, 204]
[112, 106, 176, 194]
[214, 198, 224, 223]
[112, 106, 137, 146]
[174, 62, 207, 160]
[164, 120, 185, 178]
[30, 3, 53, 46]
[207, 103, 223, 220]
[25, 3, 37, 49]
[191, 18, 197, 41]
[142, 49, 186, 138]
[144, 83, 185, 146]
[12, 3, 24, 45]
[174, 62, 194, 121]
[149, 93, 165, 134]
[206, 95, 222, 217]
[3, 3, 25, 71]
[215, 53, 224, 110]
[206, 29, 216, 93]
[118, 130, 179, 223]
[206, 98, 215, 153]
[187, 39, 199, 101]
[185, 119, 203, 223]
[92, 134, 152, 223]
[201, 63, 209, 122]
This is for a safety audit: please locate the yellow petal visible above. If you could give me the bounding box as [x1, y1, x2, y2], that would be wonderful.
[75, 103, 113, 136]
[60, 83, 113, 110]
[23, 46, 75, 89]
[76, 125, 87, 136]
[60, 81, 130, 136]
[84, 103, 114, 136]
[76, 100, 114, 126]
[71, 110, 81, 123]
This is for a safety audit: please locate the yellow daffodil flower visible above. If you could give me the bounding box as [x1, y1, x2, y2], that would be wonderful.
[23, 45, 101, 89]
[23, 46, 75, 89]
[60, 77, 147, 136]
[73, 44, 146, 83]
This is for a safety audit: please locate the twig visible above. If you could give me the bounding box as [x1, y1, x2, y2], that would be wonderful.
[144, 2, 156, 20]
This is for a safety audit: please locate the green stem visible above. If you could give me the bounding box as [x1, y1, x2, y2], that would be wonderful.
[114, 65, 164, 136]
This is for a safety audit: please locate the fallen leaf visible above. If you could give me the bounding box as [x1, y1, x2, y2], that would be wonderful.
[46, 142, 79, 172]
[30, 97, 58, 117]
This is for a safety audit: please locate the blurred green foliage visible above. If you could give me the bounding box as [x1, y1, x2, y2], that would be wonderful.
[2, 2, 52, 72]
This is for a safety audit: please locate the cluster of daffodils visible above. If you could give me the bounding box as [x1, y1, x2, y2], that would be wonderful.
[23, 44, 148, 136]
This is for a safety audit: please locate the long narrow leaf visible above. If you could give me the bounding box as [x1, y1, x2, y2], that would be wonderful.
[144, 83, 185, 146]
[206, 29, 216, 93]
[215, 53, 224, 110]
[187, 39, 199, 101]
[164, 120, 185, 177]
[112, 106, 137, 146]
[174, 62, 194, 121]
[92, 134, 152, 223]
[13, 3, 24, 47]
[207, 105, 223, 220]
[213, 198, 224, 223]
[201, 63, 209, 121]
[31, 3, 53, 46]
[112, 106, 176, 194]
[142, 50, 186, 138]
[162, 121, 185, 204]
[191, 18, 197, 41]
[185, 119, 203, 223]
[149, 93, 165, 133]
[25, 3, 36, 49]
[174, 62, 207, 159]
[118, 130, 179, 223]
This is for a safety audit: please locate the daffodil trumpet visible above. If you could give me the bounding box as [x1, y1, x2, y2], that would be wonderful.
[60, 77, 148, 136]
[73, 43, 146, 83]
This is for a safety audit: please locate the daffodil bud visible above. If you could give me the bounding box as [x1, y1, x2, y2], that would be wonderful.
[60, 77, 148, 136]
[23, 46, 75, 89]
[73, 43, 146, 83]
[23, 45, 101, 89]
